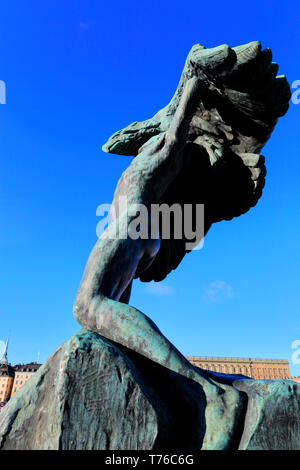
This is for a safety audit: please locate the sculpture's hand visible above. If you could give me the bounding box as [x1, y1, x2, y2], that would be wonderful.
[136, 77, 206, 157]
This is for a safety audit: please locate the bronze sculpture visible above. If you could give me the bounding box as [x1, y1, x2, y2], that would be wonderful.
[1, 41, 296, 451]
[72, 41, 291, 448]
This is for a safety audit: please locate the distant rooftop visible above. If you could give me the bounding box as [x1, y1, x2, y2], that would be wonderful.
[0, 363, 15, 377]
[14, 363, 41, 372]
[186, 356, 289, 364]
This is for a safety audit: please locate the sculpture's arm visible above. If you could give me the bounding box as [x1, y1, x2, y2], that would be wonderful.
[111, 77, 206, 207]
[74, 77, 205, 316]
[74, 78, 206, 312]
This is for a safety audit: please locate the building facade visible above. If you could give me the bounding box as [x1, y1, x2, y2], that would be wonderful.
[0, 339, 14, 403]
[10, 363, 41, 397]
[0, 365, 15, 403]
[0, 338, 41, 403]
[186, 356, 291, 380]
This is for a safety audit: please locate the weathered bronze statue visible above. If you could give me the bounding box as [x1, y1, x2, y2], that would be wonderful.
[1, 41, 296, 451]
[72, 41, 291, 448]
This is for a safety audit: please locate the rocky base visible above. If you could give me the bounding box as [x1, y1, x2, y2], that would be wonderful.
[0, 330, 299, 450]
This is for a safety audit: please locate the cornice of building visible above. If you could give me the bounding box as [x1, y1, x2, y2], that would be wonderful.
[14, 363, 42, 372]
[186, 356, 289, 364]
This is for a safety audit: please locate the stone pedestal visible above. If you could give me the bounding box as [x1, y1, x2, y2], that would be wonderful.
[0, 330, 299, 450]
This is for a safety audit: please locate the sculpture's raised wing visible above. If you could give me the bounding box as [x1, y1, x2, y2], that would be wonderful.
[103, 41, 290, 158]
[103, 41, 291, 282]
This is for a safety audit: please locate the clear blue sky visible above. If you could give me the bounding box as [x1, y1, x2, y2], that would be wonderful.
[0, 0, 300, 375]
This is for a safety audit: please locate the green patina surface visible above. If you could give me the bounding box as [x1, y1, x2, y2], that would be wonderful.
[234, 379, 300, 449]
